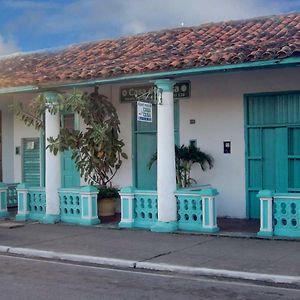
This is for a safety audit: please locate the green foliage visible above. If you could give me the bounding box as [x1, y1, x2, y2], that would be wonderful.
[12, 94, 47, 131]
[97, 187, 120, 199]
[11, 93, 66, 132]
[149, 144, 214, 188]
[14, 87, 128, 187]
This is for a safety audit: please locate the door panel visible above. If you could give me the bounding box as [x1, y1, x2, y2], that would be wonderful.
[262, 128, 276, 190]
[288, 128, 300, 192]
[134, 100, 179, 190]
[61, 114, 80, 188]
[136, 134, 157, 189]
[246, 92, 300, 219]
[275, 127, 288, 192]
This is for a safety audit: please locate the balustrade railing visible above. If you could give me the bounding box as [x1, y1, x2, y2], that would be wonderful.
[274, 195, 300, 237]
[7, 183, 18, 207]
[27, 187, 46, 220]
[59, 188, 82, 224]
[133, 191, 158, 228]
[16, 184, 46, 221]
[58, 186, 99, 225]
[119, 187, 219, 232]
[258, 191, 300, 237]
[176, 190, 203, 231]
[15, 184, 99, 225]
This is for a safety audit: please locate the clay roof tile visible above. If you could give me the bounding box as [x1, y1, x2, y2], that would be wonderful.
[0, 12, 299, 88]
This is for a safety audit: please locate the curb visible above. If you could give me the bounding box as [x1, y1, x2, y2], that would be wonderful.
[0, 245, 300, 285]
[136, 262, 300, 284]
[0, 246, 135, 269]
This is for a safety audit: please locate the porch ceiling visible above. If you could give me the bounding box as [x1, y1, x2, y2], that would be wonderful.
[0, 12, 299, 90]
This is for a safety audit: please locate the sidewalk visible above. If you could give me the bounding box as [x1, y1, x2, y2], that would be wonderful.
[0, 221, 300, 285]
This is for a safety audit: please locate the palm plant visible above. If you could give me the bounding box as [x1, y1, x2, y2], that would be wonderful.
[149, 144, 214, 188]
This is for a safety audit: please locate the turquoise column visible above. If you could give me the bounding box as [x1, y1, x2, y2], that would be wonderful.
[119, 186, 135, 228]
[257, 190, 274, 237]
[0, 183, 9, 218]
[200, 188, 219, 232]
[79, 186, 100, 225]
[16, 183, 30, 221]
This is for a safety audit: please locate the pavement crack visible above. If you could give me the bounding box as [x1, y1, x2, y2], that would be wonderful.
[139, 251, 174, 263]
[138, 237, 215, 263]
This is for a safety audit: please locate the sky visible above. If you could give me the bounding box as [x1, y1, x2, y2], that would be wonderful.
[0, 0, 299, 56]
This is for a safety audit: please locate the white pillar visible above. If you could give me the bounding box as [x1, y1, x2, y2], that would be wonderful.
[16, 183, 30, 221]
[80, 186, 100, 225]
[151, 79, 177, 232]
[200, 188, 219, 232]
[43, 92, 61, 224]
[257, 190, 273, 237]
[119, 186, 135, 228]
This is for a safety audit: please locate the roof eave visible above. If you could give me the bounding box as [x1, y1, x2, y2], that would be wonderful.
[0, 57, 299, 95]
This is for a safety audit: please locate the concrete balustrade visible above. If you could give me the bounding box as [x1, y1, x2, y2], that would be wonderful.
[0, 182, 9, 218]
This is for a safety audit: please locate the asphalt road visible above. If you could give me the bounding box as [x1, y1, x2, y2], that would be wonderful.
[1, 254, 300, 300]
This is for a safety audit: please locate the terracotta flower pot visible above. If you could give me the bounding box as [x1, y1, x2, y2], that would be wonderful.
[98, 197, 117, 217]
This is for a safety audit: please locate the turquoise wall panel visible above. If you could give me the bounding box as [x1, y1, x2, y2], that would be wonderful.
[122, 198, 129, 219]
[204, 198, 209, 226]
[92, 196, 97, 217]
[82, 196, 88, 217]
[262, 200, 268, 229]
[1, 191, 5, 208]
[19, 193, 24, 211]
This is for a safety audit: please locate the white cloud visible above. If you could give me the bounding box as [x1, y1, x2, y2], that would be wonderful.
[35, 0, 292, 37]
[3, 0, 298, 49]
[0, 34, 19, 56]
[3, 0, 58, 10]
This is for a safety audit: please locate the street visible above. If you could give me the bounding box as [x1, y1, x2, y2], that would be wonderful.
[0, 254, 299, 300]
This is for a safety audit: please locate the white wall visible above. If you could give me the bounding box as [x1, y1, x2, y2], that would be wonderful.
[13, 93, 40, 184]
[179, 67, 300, 218]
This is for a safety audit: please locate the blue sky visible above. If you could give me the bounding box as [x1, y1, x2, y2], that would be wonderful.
[0, 0, 299, 56]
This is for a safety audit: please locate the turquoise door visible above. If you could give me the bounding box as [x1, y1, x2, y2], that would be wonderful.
[61, 113, 80, 188]
[22, 138, 41, 186]
[246, 92, 300, 218]
[133, 101, 179, 190]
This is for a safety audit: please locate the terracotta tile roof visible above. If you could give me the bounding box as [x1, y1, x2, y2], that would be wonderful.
[0, 12, 299, 89]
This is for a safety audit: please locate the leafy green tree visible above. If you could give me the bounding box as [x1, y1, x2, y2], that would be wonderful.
[13, 87, 127, 187]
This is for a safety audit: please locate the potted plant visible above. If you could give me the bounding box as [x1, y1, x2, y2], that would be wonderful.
[149, 144, 214, 188]
[14, 87, 127, 218]
[97, 186, 120, 217]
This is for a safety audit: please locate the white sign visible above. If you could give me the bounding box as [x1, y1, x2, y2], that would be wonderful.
[137, 101, 152, 122]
